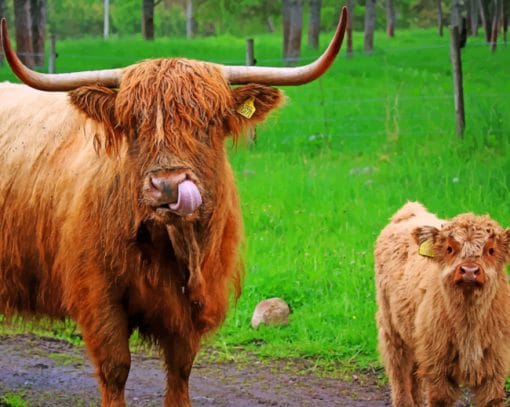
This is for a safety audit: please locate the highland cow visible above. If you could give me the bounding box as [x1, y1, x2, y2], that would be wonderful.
[375, 202, 510, 407]
[0, 10, 347, 407]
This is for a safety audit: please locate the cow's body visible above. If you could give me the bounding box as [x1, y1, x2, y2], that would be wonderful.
[375, 202, 510, 406]
[0, 59, 282, 406]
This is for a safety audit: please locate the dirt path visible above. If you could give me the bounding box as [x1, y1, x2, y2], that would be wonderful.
[0, 334, 390, 406]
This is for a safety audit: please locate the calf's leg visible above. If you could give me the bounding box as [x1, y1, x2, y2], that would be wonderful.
[472, 377, 506, 406]
[161, 334, 199, 407]
[377, 316, 418, 406]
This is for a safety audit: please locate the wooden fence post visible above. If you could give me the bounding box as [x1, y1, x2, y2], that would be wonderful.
[48, 34, 57, 74]
[449, 26, 465, 138]
[246, 38, 257, 145]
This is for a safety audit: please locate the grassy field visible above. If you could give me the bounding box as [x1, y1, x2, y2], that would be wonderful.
[0, 28, 509, 373]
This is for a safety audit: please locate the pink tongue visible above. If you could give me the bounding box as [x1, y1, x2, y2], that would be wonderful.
[169, 180, 202, 216]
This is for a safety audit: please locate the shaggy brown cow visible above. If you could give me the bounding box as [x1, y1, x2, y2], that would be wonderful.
[0, 9, 346, 407]
[375, 202, 510, 407]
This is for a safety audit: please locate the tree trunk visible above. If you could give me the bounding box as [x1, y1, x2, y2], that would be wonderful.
[0, 0, 7, 65]
[479, 0, 492, 42]
[30, 0, 46, 67]
[437, 0, 444, 36]
[283, 0, 304, 65]
[186, 0, 195, 38]
[503, 0, 509, 44]
[142, 0, 154, 40]
[103, 0, 109, 39]
[468, 0, 479, 35]
[386, 0, 395, 37]
[282, 0, 291, 59]
[13, 0, 34, 67]
[307, 0, 321, 49]
[364, 0, 376, 53]
[490, 0, 502, 50]
[346, 0, 355, 56]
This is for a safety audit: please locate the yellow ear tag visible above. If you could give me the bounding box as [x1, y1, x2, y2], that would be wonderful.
[419, 239, 435, 258]
[237, 96, 256, 119]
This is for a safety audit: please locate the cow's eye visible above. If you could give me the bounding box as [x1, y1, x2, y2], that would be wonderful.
[488, 247, 495, 256]
[447, 246, 454, 254]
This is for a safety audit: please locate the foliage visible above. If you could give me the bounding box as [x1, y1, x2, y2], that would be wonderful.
[1, 0, 462, 38]
[0, 27, 508, 373]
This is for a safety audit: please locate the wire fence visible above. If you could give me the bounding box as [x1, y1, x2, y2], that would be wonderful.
[1, 35, 507, 142]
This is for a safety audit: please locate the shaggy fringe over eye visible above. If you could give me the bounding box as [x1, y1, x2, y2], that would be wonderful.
[116, 59, 233, 154]
[69, 86, 123, 155]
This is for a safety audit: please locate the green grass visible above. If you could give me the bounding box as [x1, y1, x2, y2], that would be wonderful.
[0, 29, 509, 373]
[0, 392, 27, 407]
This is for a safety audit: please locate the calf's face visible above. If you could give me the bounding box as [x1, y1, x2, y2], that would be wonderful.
[413, 214, 510, 293]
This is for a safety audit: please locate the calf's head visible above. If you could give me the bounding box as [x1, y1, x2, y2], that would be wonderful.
[413, 214, 510, 296]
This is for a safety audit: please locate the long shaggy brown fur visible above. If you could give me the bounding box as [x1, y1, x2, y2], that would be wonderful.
[375, 202, 510, 406]
[0, 58, 283, 407]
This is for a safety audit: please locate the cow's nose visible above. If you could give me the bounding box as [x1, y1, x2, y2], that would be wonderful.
[149, 174, 182, 203]
[145, 172, 202, 216]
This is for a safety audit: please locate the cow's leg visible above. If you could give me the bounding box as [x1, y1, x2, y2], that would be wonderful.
[377, 318, 417, 406]
[471, 377, 506, 406]
[161, 334, 199, 407]
[76, 303, 131, 407]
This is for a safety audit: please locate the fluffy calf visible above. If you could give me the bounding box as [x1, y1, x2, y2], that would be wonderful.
[375, 202, 510, 406]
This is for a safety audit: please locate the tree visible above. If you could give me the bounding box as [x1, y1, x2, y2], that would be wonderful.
[467, 0, 479, 35]
[307, 0, 321, 49]
[142, 0, 162, 40]
[13, 0, 34, 67]
[437, 0, 444, 36]
[30, 0, 46, 66]
[364, 0, 376, 53]
[386, 0, 395, 36]
[282, 0, 304, 65]
[186, 0, 195, 38]
[0, 0, 6, 65]
[346, 0, 355, 56]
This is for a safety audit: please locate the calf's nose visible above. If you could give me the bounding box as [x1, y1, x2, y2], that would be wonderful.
[459, 264, 481, 284]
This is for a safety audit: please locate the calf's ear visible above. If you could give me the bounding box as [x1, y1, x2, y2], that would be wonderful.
[413, 226, 439, 258]
[69, 86, 122, 154]
[225, 84, 284, 137]
[504, 228, 510, 262]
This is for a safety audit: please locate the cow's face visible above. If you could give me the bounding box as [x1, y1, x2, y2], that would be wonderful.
[413, 214, 510, 295]
[70, 59, 283, 225]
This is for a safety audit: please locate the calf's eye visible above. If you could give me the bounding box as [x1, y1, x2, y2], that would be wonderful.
[488, 247, 495, 256]
[447, 246, 453, 254]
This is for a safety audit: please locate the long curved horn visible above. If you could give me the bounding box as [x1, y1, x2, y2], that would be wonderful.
[222, 6, 347, 86]
[1, 18, 123, 91]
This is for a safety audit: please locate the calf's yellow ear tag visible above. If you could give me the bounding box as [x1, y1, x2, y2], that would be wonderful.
[237, 96, 256, 119]
[419, 239, 435, 258]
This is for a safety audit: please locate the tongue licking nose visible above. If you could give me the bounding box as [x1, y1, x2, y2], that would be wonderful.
[149, 174, 202, 216]
[169, 180, 202, 216]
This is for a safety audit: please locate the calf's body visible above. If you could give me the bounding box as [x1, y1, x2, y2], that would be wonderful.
[375, 202, 510, 406]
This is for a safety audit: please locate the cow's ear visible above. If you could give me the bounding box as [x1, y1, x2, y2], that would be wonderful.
[69, 86, 122, 154]
[225, 84, 284, 137]
[412, 226, 439, 258]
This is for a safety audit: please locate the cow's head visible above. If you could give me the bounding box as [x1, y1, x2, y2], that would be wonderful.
[413, 214, 510, 298]
[0, 8, 347, 226]
[66, 60, 284, 225]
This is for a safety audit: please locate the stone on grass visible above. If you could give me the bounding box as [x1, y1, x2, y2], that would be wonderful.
[251, 297, 290, 329]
